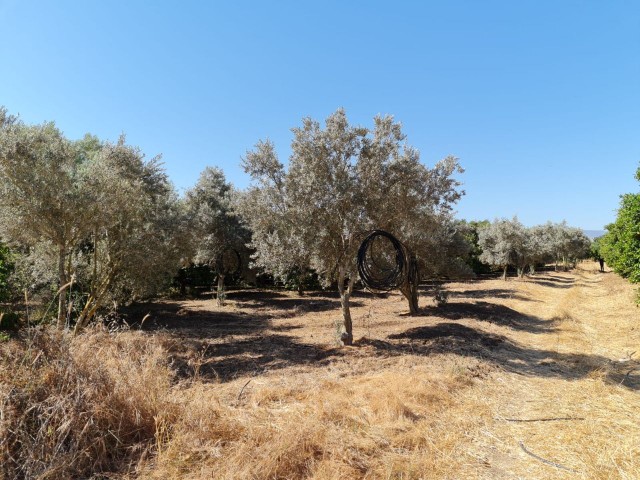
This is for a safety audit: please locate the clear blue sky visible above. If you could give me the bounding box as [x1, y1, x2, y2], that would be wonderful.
[1, 1, 638, 230]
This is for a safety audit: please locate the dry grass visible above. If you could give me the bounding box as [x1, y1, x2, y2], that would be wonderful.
[144, 360, 490, 480]
[0, 326, 178, 479]
[2, 262, 639, 479]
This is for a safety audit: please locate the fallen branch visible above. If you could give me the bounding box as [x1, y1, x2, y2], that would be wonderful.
[519, 441, 578, 473]
[502, 416, 584, 423]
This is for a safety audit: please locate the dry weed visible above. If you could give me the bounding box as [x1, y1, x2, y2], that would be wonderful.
[0, 326, 177, 479]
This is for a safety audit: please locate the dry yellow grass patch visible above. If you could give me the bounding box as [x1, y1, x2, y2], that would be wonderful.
[2, 263, 639, 479]
[144, 359, 491, 480]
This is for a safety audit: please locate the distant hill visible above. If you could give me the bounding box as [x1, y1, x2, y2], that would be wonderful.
[584, 230, 605, 239]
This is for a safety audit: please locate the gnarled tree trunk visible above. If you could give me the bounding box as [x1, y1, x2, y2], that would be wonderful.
[216, 274, 225, 306]
[400, 277, 419, 315]
[337, 266, 356, 346]
[56, 245, 67, 329]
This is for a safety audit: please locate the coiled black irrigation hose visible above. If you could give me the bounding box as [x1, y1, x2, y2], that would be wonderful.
[357, 230, 418, 292]
[217, 247, 242, 276]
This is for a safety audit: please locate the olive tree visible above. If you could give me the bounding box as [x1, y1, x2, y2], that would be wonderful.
[0, 107, 184, 330]
[242, 109, 463, 343]
[0, 109, 92, 327]
[478, 219, 590, 279]
[358, 117, 465, 313]
[525, 224, 554, 274]
[547, 221, 591, 271]
[73, 137, 185, 332]
[237, 142, 314, 295]
[185, 167, 250, 305]
[478, 217, 527, 279]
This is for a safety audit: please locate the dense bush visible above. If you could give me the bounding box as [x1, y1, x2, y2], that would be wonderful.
[463, 220, 493, 274]
[0, 243, 13, 302]
[600, 170, 640, 282]
[0, 109, 186, 330]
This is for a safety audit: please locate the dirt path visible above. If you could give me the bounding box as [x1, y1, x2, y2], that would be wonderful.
[471, 264, 640, 479]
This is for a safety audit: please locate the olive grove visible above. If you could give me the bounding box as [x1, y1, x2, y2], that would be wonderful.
[478, 218, 591, 279]
[241, 109, 464, 344]
[185, 166, 250, 305]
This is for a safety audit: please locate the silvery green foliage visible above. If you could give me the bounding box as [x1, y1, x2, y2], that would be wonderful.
[0, 110, 94, 325]
[185, 167, 249, 268]
[527, 224, 555, 267]
[0, 114, 91, 253]
[79, 137, 185, 307]
[420, 216, 474, 279]
[358, 116, 466, 279]
[0, 107, 184, 327]
[478, 218, 591, 277]
[239, 140, 314, 283]
[478, 217, 528, 277]
[546, 221, 591, 268]
[241, 109, 464, 342]
[243, 111, 465, 285]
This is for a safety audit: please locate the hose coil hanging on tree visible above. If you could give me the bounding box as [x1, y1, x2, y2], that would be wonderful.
[357, 230, 417, 291]
[216, 247, 242, 276]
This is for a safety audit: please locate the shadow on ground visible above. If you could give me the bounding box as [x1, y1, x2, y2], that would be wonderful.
[228, 289, 364, 313]
[380, 322, 639, 390]
[525, 275, 576, 289]
[418, 301, 552, 334]
[120, 290, 638, 391]
[448, 288, 538, 302]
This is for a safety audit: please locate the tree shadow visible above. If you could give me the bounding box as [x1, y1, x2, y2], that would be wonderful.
[121, 301, 285, 335]
[380, 322, 639, 391]
[448, 289, 538, 302]
[525, 279, 574, 289]
[120, 299, 345, 383]
[119, 295, 638, 391]
[522, 275, 577, 289]
[416, 301, 553, 334]
[177, 334, 343, 382]
[532, 275, 574, 283]
[227, 289, 365, 312]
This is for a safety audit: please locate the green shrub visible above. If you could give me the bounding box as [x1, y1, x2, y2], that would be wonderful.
[0, 243, 14, 302]
[600, 170, 640, 282]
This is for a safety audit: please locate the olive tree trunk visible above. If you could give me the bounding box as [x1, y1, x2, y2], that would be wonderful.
[337, 266, 356, 346]
[216, 274, 225, 306]
[400, 278, 419, 315]
[56, 245, 68, 329]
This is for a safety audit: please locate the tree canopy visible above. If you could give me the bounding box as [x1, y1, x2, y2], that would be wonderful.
[241, 109, 464, 343]
[0, 108, 184, 330]
[600, 168, 640, 282]
[478, 218, 590, 279]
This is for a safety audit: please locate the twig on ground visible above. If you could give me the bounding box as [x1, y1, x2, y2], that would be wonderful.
[501, 416, 585, 422]
[519, 441, 578, 473]
[619, 369, 636, 386]
[140, 313, 151, 329]
[237, 379, 252, 401]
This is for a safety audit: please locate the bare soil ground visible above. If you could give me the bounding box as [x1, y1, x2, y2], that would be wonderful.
[126, 262, 639, 479]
